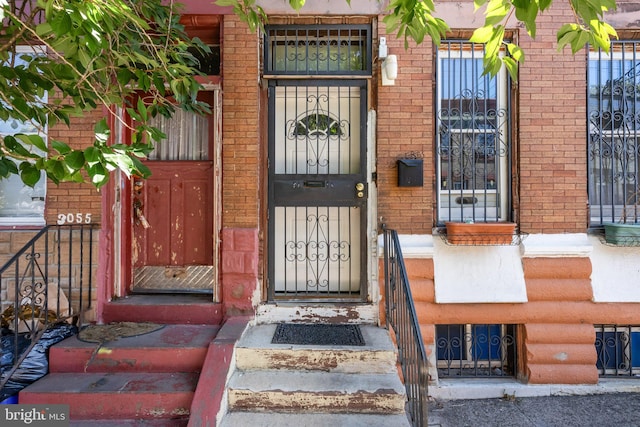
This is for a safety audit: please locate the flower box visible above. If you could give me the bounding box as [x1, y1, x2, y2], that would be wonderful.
[445, 222, 517, 245]
[603, 223, 640, 246]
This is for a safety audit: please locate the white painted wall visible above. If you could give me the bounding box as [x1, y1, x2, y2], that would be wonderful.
[383, 233, 638, 304]
[386, 232, 640, 304]
[589, 235, 640, 302]
[433, 238, 527, 303]
[382, 233, 528, 303]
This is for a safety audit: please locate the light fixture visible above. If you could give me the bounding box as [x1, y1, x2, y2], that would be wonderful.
[382, 54, 397, 86]
[379, 37, 388, 59]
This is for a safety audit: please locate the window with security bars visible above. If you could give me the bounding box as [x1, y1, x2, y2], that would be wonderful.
[436, 324, 517, 378]
[263, 25, 371, 76]
[436, 41, 511, 223]
[595, 325, 640, 377]
[588, 41, 640, 226]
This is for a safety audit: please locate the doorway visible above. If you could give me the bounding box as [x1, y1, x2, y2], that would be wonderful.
[267, 80, 368, 301]
[130, 90, 219, 294]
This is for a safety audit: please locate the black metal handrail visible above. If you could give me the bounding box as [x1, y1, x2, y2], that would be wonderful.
[0, 224, 97, 392]
[382, 226, 429, 426]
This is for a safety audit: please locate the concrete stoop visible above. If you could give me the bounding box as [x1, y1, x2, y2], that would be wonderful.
[19, 324, 221, 425]
[218, 323, 411, 427]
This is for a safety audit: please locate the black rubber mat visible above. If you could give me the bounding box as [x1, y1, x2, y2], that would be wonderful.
[271, 323, 365, 346]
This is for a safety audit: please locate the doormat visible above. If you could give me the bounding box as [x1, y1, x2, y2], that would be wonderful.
[271, 323, 365, 346]
[78, 322, 165, 344]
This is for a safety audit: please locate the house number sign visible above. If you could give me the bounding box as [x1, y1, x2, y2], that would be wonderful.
[57, 213, 93, 225]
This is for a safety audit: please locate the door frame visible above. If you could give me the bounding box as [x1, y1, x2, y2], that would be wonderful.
[266, 79, 370, 303]
[111, 84, 222, 300]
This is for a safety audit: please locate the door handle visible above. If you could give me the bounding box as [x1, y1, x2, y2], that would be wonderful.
[356, 182, 365, 198]
[133, 198, 150, 229]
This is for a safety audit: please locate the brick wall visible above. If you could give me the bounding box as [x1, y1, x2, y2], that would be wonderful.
[46, 107, 104, 226]
[221, 15, 261, 229]
[375, 0, 590, 235]
[376, 27, 435, 234]
[517, 2, 588, 233]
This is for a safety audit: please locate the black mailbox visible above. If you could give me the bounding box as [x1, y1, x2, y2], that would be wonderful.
[397, 159, 423, 187]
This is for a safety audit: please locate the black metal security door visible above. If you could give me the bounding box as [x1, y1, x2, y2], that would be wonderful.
[268, 80, 368, 301]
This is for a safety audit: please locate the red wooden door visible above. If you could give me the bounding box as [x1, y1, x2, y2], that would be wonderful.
[131, 91, 217, 293]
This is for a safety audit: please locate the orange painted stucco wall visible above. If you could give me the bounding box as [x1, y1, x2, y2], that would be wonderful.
[399, 256, 603, 384]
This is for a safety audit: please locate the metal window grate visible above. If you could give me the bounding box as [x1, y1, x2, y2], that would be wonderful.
[595, 325, 640, 377]
[436, 324, 517, 378]
[588, 41, 640, 226]
[436, 41, 512, 224]
[264, 25, 371, 76]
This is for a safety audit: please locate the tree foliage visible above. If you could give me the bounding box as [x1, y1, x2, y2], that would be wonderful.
[0, 0, 208, 188]
[219, 0, 618, 80]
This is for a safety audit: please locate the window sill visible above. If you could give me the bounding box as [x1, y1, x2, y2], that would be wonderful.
[0, 218, 46, 230]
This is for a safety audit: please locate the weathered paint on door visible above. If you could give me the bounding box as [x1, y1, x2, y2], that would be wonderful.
[132, 163, 214, 292]
[131, 91, 218, 293]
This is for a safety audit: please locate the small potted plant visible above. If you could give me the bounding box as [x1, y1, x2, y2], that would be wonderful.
[445, 220, 517, 245]
[604, 189, 640, 246]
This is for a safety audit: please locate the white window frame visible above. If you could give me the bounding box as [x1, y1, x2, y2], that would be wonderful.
[436, 43, 509, 223]
[0, 45, 47, 227]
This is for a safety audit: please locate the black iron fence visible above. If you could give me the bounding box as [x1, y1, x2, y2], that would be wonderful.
[0, 224, 97, 394]
[595, 324, 640, 377]
[382, 227, 428, 427]
[435, 324, 517, 378]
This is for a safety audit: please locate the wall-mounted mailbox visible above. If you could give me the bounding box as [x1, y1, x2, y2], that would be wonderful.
[397, 159, 423, 187]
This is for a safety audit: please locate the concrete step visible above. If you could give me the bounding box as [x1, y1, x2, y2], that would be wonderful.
[49, 324, 219, 373]
[235, 323, 398, 374]
[102, 294, 223, 325]
[227, 370, 407, 414]
[219, 412, 411, 427]
[69, 419, 188, 427]
[219, 323, 409, 425]
[19, 372, 197, 420]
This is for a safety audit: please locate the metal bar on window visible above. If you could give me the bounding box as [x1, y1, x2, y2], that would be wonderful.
[588, 41, 640, 226]
[437, 40, 510, 224]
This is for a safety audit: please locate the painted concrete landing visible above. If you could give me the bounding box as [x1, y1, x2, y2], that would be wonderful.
[49, 324, 219, 373]
[234, 323, 398, 373]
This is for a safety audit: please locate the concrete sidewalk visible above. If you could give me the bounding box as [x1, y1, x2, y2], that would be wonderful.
[428, 392, 640, 427]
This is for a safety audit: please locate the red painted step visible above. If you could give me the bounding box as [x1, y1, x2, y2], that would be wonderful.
[49, 324, 220, 373]
[69, 420, 188, 427]
[102, 294, 223, 325]
[20, 372, 197, 421]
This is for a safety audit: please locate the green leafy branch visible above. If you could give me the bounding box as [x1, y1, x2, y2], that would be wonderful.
[0, 0, 209, 188]
[219, 0, 618, 81]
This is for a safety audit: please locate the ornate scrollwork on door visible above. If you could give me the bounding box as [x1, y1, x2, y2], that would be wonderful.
[286, 94, 349, 169]
[284, 213, 351, 289]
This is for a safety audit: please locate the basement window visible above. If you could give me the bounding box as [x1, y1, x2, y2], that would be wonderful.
[436, 324, 517, 378]
[595, 325, 640, 377]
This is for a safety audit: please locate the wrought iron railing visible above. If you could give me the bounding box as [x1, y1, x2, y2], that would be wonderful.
[0, 224, 97, 393]
[382, 227, 428, 427]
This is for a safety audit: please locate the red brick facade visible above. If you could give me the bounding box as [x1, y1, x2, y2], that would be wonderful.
[221, 16, 261, 230]
[46, 108, 104, 226]
[2, 1, 640, 390]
